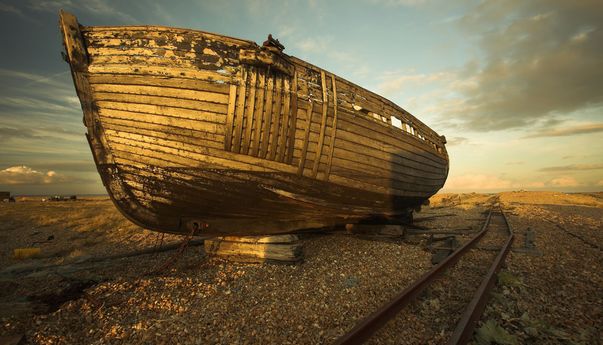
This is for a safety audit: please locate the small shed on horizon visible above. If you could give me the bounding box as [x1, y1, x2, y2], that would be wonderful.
[0, 191, 10, 201]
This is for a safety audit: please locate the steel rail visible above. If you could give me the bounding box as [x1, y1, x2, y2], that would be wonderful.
[447, 208, 514, 344]
[334, 209, 494, 345]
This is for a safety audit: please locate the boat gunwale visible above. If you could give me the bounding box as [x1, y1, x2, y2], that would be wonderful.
[81, 25, 256, 46]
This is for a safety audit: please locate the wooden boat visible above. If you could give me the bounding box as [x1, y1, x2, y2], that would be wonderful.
[59, 11, 449, 236]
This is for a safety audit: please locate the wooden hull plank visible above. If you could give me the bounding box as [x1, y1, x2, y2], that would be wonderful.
[231, 68, 248, 153]
[325, 74, 338, 180]
[250, 70, 267, 157]
[224, 84, 238, 150]
[87, 74, 230, 94]
[312, 70, 329, 178]
[268, 74, 283, 161]
[276, 77, 291, 163]
[297, 101, 314, 176]
[259, 74, 274, 158]
[286, 70, 299, 164]
[241, 67, 257, 154]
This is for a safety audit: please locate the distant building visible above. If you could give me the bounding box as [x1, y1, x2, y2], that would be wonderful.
[48, 195, 78, 202]
[0, 191, 10, 202]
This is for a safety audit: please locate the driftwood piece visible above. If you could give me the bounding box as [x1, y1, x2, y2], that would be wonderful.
[204, 235, 302, 263]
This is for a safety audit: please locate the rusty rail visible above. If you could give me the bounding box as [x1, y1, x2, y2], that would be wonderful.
[335, 207, 515, 345]
[334, 209, 494, 345]
[447, 209, 514, 344]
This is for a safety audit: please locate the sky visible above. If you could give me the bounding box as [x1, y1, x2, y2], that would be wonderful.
[0, 0, 601, 195]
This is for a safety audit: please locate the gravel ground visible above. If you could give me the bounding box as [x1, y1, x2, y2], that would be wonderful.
[0, 191, 601, 344]
[479, 192, 603, 345]
[18, 234, 432, 345]
[0, 197, 182, 270]
[367, 205, 509, 344]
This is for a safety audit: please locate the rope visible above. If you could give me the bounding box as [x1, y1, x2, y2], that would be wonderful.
[144, 227, 197, 276]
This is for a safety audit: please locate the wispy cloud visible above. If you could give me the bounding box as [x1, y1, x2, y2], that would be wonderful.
[0, 69, 70, 90]
[444, 174, 514, 191]
[549, 176, 580, 187]
[297, 36, 331, 54]
[147, 1, 176, 25]
[0, 127, 52, 142]
[28, 0, 137, 22]
[443, 173, 591, 191]
[368, 0, 428, 7]
[293, 35, 370, 79]
[0, 3, 22, 15]
[0, 68, 81, 119]
[523, 123, 603, 138]
[0, 126, 81, 143]
[538, 163, 603, 172]
[377, 71, 455, 96]
[0, 68, 85, 160]
[446, 136, 469, 146]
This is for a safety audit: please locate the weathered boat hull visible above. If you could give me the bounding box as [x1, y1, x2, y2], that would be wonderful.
[60, 11, 449, 236]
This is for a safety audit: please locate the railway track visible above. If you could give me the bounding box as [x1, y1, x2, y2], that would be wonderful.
[335, 205, 514, 345]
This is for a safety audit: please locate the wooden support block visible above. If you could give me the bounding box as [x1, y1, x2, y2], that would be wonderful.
[204, 234, 302, 263]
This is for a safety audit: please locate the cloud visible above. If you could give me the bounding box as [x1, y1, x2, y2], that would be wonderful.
[368, 0, 428, 6]
[523, 123, 603, 138]
[297, 36, 331, 54]
[296, 36, 356, 63]
[27, 0, 137, 22]
[506, 161, 524, 166]
[446, 136, 469, 146]
[0, 69, 83, 137]
[0, 166, 72, 185]
[35, 161, 96, 173]
[0, 127, 50, 142]
[524, 181, 546, 188]
[539, 163, 603, 172]
[0, 3, 22, 15]
[0, 126, 82, 144]
[377, 71, 455, 96]
[436, 0, 603, 131]
[444, 174, 513, 191]
[549, 176, 580, 187]
[597, 180, 603, 187]
[294, 35, 363, 71]
[0, 69, 80, 119]
[0, 69, 69, 88]
[443, 173, 588, 191]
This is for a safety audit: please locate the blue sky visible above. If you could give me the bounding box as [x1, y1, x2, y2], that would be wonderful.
[0, 0, 601, 195]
